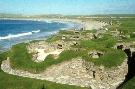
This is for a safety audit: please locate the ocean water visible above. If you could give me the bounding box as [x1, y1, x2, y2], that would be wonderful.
[0, 19, 80, 50]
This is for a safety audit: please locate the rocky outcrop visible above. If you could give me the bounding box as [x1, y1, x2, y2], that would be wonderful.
[1, 58, 128, 89]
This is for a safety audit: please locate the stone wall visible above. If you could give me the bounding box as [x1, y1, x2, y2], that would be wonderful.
[83, 59, 128, 89]
[1, 58, 128, 89]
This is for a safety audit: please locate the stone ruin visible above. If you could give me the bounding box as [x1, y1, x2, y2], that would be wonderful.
[83, 59, 128, 89]
[88, 50, 104, 59]
[57, 44, 63, 49]
[114, 42, 135, 54]
[1, 57, 128, 89]
[62, 35, 67, 40]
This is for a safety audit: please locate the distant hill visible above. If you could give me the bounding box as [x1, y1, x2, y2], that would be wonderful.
[0, 13, 135, 19]
[0, 13, 24, 18]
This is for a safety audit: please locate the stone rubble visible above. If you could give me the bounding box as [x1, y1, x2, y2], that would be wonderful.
[1, 58, 128, 89]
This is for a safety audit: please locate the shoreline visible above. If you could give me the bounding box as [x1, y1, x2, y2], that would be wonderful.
[0, 18, 107, 30]
[0, 18, 107, 51]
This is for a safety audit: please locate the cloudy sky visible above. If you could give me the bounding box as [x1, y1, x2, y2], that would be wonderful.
[0, 0, 135, 15]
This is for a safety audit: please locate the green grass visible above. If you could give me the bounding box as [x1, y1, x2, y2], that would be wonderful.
[0, 72, 89, 89]
[83, 49, 126, 68]
[0, 52, 89, 89]
[74, 35, 117, 51]
[121, 77, 135, 89]
[46, 30, 99, 42]
[1, 17, 134, 89]
[72, 35, 126, 68]
[9, 35, 126, 73]
[9, 43, 86, 73]
[59, 30, 75, 35]
[130, 33, 135, 38]
[46, 30, 77, 42]
[29, 39, 45, 43]
[1, 17, 135, 89]
[1, 42, 125, 89]
[96, 18, 135, 41]
[112, 18, 135, 34]
[109, 18, 135, 42]
[46, 35, 61, 42]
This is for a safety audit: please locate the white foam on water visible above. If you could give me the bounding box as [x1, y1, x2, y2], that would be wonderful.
[32, 30, 40, 33]
[46, 31, 58, 35]
[45, 20, 53, 23]
[0, 30, 40, 40]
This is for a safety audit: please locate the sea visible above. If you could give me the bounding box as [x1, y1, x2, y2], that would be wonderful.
[0, 19, 81, 51]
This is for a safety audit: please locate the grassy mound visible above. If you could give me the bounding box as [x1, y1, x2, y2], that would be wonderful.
[83, 49, 126, 68]
[0, 52, 89, 89]
[73, 34, 117, 50]
[72, 35, 126, 68]
[0, 72, 88, 89]
[9, 43, 86, 73]
[9, 35, 126, 73]
[46, 35, 61, 42]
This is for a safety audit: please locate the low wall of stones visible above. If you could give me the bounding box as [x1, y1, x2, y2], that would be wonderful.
[1, 58, 128, 89]
[83, 59, 128, 89]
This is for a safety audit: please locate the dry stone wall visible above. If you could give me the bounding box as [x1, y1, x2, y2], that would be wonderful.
[1, 58, 128, 89]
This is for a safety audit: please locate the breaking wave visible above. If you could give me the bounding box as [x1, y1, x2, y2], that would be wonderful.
[0, 30, 40, 40]
[32, 30, 40, 33]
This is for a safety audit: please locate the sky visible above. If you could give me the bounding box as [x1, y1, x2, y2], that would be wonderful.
[0, 0, 135, 15]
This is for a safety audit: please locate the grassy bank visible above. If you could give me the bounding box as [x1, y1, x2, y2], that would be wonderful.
[9, 43, 86, 73]
[9, 34, 126, 73]
[0, 52, 89, 89]
[0, 72, 89, 89]
[121, 77, 135, 89]
[83, 49, 126, 68]
[70, 34, 126, 67]
[1, 17, 134, 89]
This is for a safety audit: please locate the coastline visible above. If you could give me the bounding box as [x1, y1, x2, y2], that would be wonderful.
[0, 18, 107, 30]
[0, 18, 82, 51]
[0, 16, 132, 89]
[0, 18, 107, 51]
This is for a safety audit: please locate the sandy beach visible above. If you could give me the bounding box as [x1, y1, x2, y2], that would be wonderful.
[41, 18, 108, 30]
[1, 18, 108, 30]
